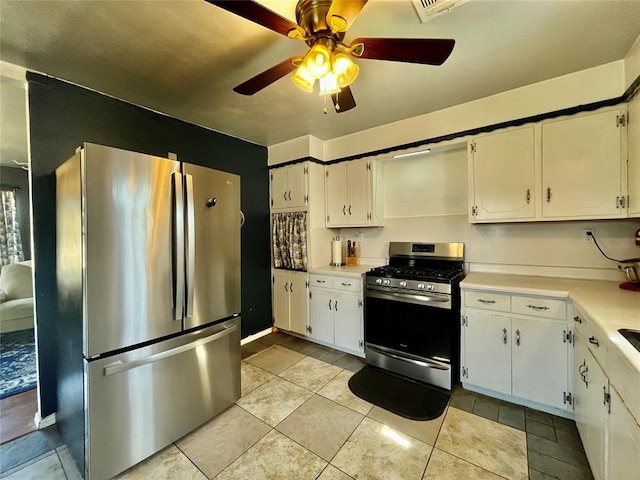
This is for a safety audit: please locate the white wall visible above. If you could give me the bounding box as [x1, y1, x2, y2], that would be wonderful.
[338, 149, 640, 281]
[625, 35, 640, 92]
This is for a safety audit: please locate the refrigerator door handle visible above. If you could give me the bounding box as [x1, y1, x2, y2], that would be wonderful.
[185, 174, 196, 318]
[172, 172, 185, 321]
[103, 323, 238, 376]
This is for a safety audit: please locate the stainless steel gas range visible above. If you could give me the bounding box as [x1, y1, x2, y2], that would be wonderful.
[364, 242, 465, 390]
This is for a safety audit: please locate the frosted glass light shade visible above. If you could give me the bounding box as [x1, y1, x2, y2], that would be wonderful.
[304, 44, 331, 79]
[332, 52, 359, 88]
[319, 72, 341, 96]
[292, 63, 315, 93]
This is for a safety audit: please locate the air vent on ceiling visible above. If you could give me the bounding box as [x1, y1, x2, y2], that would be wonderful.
[411, 0, 468, 23]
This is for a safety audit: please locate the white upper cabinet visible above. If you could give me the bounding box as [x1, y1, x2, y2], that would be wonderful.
[468, 105, 630, 223]
[270, 163, 308, 210]
[628, 93, 640, 217]
[325, 158, 383, 227]
[541, 107, 626, 219]
[469, 126, 536, 222]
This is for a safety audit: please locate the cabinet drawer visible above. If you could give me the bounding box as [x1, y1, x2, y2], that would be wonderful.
[512, 296, 566, 320]
[465, 291, 511, 312]
[310, 274, 333, 288]
[333, 277, 361, 293]
[573, 306, 607, 363]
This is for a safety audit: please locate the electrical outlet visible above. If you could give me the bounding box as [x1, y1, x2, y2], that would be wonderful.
[583, 228, 595, 242]
[356, 231, 365, 242]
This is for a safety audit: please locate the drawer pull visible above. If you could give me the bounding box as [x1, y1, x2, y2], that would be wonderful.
[573, 315, 582, 324]
[316, 279, 326, 283]
[527, 304, 550, 311]
[341, 282, 352, 286]
[588, 336, 599, 347]
[478, 299, 497, 304]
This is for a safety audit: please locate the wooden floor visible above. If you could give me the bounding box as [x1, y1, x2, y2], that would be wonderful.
[0, 389, 38, 445]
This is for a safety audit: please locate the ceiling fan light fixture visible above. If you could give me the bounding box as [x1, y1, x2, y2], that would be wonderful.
[332, 52, 359, 88]
[319, 72, 341, 96]
[303, 43, 332, 79]
[292, 63, 315, 93]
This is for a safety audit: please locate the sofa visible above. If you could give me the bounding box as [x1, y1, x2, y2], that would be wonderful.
[0, 261, 34, 333]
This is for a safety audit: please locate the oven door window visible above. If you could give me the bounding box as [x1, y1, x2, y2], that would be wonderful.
[365, 294, 453, 362]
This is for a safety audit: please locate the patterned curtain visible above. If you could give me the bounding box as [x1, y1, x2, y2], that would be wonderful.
[0, 189, 24, 266]
[272, 212, 308, 271]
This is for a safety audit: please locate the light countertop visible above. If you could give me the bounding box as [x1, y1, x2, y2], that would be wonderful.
[309, 264, 377, 277]
[461, 272, 640, 420]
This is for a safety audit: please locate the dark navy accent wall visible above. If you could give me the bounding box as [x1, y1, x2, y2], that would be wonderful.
[27, 73, 272, 417]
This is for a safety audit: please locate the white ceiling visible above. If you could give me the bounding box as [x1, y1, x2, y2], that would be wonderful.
[1, 0, 639, 149]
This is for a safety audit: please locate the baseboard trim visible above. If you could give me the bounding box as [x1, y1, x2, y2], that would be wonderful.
[240, 328, 272, 345]
[34, 411, 56, 429]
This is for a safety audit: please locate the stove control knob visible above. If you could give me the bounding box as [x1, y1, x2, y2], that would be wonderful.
[427, 284, 435, 291]
[417, 283, 425, 289]
[399, 281, 407, 288]
[383, 279, 391, 285]
[375, 278, 383, 285]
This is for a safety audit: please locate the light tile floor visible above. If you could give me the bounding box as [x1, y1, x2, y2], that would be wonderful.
[0, 332, 593, 480]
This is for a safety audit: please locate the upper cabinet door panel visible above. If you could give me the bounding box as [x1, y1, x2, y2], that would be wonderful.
[346, 159, 371, 225]
[287, 163, 307, 209]
[472, 127, 535, 221]
[542, 108, 625, 219]
[326, 163, 348, 226]
[627, 94, 640, 217]
[270, 167, 288, 210]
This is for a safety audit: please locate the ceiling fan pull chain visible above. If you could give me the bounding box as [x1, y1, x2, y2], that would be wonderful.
[323, 93, 328, 114]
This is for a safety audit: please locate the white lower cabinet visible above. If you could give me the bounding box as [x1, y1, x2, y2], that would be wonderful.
[309, 273, 364, 355]
[573, 306, 640, 480]
[461, 289, 570, 412]
[272, 270, 308, 335]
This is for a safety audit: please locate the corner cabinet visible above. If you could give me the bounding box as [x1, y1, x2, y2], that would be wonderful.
[468, 126, 536, 222]
[461, 288, 572, 414]
[272, 270, 309, 336]
[325, 158, 384, 227]
[270, 163, 308, 211]
[308, 273, 364, 356]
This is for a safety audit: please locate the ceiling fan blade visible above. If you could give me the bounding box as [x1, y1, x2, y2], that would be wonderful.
[331, 86, 356, 113]
[233, 57, 299, 95]
[205, 0, 303, 38]
[326, 0, 368, 33]
[349, 38, 455, 65]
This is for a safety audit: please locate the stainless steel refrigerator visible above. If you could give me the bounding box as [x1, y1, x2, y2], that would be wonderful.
[56, 143, 241, 480]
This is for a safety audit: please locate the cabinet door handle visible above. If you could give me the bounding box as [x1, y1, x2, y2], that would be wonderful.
[546, 187, 552, 203]
[284, 282, 289, 292]
[502, 328, 508, 345]
[283, 191, 287, 201]
[348, 205, 352, 215]
[343, 205, 346, 215]
[478, 299, 496, 304]
[526, 188, 531, 204]
[527, 304, 550, 311]
[329, 299, 332, 310]
[290, 282, 293, 293]
[589, 336, 599, 347]
[515, 329, 521, 347]
[334, 300, 338, 311]
[573, 315, 582, 324]
[288, 191, 292, 201]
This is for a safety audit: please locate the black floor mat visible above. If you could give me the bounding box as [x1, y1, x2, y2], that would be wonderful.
[348, 366, 450, 421]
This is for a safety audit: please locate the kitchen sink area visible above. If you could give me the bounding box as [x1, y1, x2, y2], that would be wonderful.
[619, 329, 640, 353]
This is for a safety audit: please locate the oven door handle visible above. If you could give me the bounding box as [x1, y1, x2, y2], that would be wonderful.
[367, 344, 450, 370]
[366, 288, 451, 307]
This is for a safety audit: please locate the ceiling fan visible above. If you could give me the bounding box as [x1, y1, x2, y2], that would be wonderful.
[206, 0, 455, 113]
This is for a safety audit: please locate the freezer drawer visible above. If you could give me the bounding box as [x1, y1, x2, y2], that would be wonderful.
[85, 317, 240, 480]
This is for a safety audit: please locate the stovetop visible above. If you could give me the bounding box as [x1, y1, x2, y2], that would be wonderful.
[367, 265, 463, 283]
